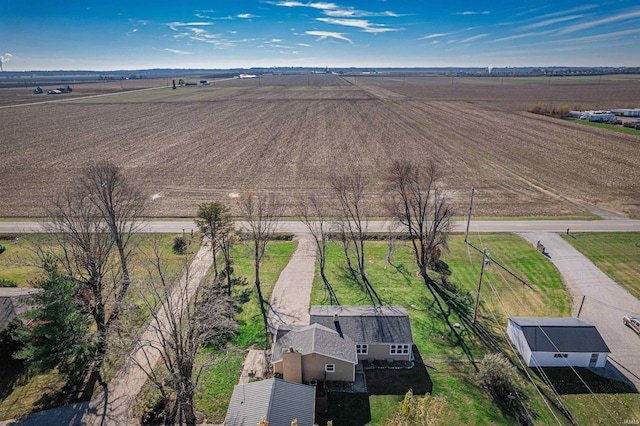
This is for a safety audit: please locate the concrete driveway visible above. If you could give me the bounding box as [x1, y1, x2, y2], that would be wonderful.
[518, 232, 640, 389]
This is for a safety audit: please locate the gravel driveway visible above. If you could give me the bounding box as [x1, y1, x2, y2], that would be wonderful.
[518, 232, 640, 389]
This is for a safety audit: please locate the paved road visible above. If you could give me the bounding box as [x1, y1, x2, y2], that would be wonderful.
[3, 219, 640, 235]
[518, 232, 640, 389]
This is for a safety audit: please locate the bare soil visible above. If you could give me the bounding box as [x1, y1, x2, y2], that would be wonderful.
[0, 74, 638, 218]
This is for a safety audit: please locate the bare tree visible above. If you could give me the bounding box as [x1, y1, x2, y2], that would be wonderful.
[237, 191, 281, 349]
[297, 195, 339, 305]
[331, 171, 382, 306]
[385, 160, 453, 289]
[218, 224, 238, 296]
[79, 161, 145, 308]
[38, 162, 144, 388]
[195, 202, 233, 279]
[121, 242, 237, 425]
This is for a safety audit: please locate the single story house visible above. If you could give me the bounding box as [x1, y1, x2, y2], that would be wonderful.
[507, 317, 610, 368]
[272, 323, 358, 384]
[224, 378, 315, 426]
[309, 306, 414, 363]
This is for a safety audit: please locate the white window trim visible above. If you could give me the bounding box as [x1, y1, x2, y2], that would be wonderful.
[325, 364, 335, 373]
[356, 344, 369, 355]
[389, 344, 411, 355]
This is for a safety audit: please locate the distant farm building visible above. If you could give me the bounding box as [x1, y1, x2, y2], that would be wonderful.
[611, 108, 640, 117]
[507, 317, 610, 368]
[579, 111, 617, 122]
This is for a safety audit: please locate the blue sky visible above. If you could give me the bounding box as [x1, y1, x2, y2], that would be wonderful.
[1, 1, 639, 70]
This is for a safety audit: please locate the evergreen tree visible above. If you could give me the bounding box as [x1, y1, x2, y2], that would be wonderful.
[16, 258, 93, 385]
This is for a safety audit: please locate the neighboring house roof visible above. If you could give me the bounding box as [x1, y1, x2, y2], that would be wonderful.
[309, 306, 413, 344]
[272, 323, 357, 365]
[509, 317, 610, 353]
[0, 288, 41, 332]
[224, 378, 315, 426]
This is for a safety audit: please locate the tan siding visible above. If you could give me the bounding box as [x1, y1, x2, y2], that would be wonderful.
[358, 344, 411, 362]
[301, 354, 354, 383]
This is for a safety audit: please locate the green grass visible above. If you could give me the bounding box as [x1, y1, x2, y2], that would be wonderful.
[561, 232, 640, 300]
[0, 235, 46, 286]
[194, 240, 297, 423]
[569, 119, 640, 135]
[311, 235, 575, 425]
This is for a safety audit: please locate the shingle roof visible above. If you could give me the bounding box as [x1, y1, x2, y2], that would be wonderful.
[224, 378, 315, 426]
[309, 306, 413, 344]
[272, 323, 357, 364]
[509, 317, 610, 353]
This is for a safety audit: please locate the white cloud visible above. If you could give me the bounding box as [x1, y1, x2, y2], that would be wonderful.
[271, 1, 337, 9]
[418, 33, 449, 40]
[164, 48, 191, 55]
[316, 17, 398, 33]
[272, 1, 305, 6]
[324, 8, 404, 18]
[308, 2, 338, 10]
[492, 30, 554, 42]
[456, 11, 490, 16]
[298, 43, 312, 47]
[168, 21, 213, 31]
[520, 14, 583, 30]
[237, 14, 257, 19]
[559, 10, 640, 34]
[458, 34, 488, 43]
[305, 30, 352, 43]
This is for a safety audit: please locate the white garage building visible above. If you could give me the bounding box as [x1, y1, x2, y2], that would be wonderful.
[507, 317, 610, 368]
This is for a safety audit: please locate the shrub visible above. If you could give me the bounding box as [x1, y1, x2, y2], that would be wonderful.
[477, 353, 516, 400]
[0, 244, 5, 255]
[173, 236, 187, 254]
[0, 277, 18, 287]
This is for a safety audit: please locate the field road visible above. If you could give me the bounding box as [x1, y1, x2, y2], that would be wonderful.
[2, 219, 640, 235]
[518, 232, 640, 390]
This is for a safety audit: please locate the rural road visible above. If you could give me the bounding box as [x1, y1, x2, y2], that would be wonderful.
[518, 233, 640, 389]
[2, 219, 640, 235]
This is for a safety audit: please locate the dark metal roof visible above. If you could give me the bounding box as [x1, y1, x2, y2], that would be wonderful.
[272, 323, 357, 364]
[309, 306, 414, 344]
[224, 378, 316, 426]
[509, 317, 610, 353]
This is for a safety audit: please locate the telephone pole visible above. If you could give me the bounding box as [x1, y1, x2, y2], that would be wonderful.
[473, 248, 488, 324]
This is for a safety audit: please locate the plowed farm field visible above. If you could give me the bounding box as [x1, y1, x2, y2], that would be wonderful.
[1, 74, 639, 218]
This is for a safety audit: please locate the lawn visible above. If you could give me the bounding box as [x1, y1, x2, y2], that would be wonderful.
[569, 119, 640, 135]
[561, 232, 640, 299]
[194, 240, 297, 423]
[0, 233, 199, 421]
[0, 234, 46, 286]
[310, 233, 638, 425]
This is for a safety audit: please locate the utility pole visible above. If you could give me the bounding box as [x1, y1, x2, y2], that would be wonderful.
[473, 248, 488, 324]
[465, 187, 475, 243]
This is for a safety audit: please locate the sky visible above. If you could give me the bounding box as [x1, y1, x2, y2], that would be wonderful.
[1, 0, 639, 71]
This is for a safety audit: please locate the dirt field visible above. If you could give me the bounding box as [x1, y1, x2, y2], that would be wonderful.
[0, 74, 638, 218]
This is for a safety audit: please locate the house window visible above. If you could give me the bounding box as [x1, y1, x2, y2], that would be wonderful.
[325, 364, 335, 373]
[553, 353, 568, 358]
[389, 344, 410, 355]
[356, 344, 368, 355]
